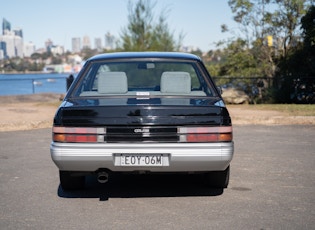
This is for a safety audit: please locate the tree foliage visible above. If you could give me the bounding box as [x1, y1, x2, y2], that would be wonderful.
[277, 5, 315, 77]
[218, 39, 257, 77]
[219, 0, 313, 80]
[301, 5, 315, 49]
[119, 0, 182, 51]
[214, 0, 315, 103]
[267, 0, 308, 56]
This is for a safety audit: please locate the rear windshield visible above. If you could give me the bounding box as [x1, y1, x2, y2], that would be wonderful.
[71, 60, 217, 97]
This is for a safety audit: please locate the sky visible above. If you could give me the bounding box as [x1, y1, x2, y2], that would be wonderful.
[1, 0, 239, 52]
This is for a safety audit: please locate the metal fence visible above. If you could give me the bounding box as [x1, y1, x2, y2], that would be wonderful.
[213, 76, 315, 104]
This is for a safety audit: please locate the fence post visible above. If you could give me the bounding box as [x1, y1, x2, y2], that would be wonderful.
[32, 79, 35, 94]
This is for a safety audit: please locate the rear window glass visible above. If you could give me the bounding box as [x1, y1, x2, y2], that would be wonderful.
[72, 61, 216, 97]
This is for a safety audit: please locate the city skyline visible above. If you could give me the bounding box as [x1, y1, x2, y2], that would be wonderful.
[1, 1, 238, 53]
[0, 17, 118, 59]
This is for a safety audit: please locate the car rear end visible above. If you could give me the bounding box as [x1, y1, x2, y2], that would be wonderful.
[50, 52, 234, 190]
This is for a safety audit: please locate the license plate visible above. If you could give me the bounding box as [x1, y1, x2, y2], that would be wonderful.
[116, 154, 167, 166]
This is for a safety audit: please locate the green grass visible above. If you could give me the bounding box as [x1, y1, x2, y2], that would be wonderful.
[35, 101, 62, 108]
[228, 104, 315, 116]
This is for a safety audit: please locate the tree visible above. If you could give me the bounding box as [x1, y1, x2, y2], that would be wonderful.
[275, 5, 315, 103]
[301, 5, 315, 51]
[30, 53, 41, 60]
[277, 5, 315, 77]
[221, 0, 312, 78]
[119, 0, 183, 51]
[81, 47, 98, 60]
[266, 0, 309, 57]
[216, 0, 314, 103]
[219, 39, 259, 77]
[220, 0, 275, 79]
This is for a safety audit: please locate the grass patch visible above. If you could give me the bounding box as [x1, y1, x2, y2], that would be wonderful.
[228, 104, 315, 116]
[34, 100, 62, 108]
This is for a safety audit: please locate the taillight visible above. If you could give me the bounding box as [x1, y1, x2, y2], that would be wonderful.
[53, 126, 106, 143]
[178, 126, 233, 143]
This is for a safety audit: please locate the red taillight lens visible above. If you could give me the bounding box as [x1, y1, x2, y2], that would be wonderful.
[187, 133, 218, 142]
[179, 126, 233, 143]
[53, 127, 105, 143]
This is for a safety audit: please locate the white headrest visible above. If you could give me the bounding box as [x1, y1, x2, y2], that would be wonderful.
[98, 72, 128, 94]
[160, 71, 191, 94]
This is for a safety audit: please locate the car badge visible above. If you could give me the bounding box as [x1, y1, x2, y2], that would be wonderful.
[134, 128, 150, 133]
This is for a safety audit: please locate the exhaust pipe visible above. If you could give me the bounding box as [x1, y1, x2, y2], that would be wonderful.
[97, 171, 109, 183]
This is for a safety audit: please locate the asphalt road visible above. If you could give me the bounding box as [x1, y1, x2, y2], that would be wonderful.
[0, 125, 314, 230]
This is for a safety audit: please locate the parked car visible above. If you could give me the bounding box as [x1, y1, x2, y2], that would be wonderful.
[50, 52, 234, 190]
[221, 87, 250, 104]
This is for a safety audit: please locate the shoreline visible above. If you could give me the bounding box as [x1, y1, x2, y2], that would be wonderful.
[0, 71, 75, 75]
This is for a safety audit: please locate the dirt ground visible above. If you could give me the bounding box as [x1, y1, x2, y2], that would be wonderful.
[0, 93, 314, 132]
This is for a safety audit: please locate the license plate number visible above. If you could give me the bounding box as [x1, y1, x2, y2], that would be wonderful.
[118, 154, 165, 166]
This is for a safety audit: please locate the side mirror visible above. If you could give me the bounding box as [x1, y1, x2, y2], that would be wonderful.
[66, 74, 74, 91]
[217, 86, 223, 95]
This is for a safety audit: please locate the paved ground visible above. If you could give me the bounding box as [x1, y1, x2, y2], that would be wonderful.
[0, 125, 314, 229]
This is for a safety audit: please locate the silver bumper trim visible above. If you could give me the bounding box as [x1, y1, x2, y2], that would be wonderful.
[50, 142, 234, 172]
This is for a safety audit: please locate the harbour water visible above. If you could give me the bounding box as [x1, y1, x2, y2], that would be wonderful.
[0, 73, 74, 96]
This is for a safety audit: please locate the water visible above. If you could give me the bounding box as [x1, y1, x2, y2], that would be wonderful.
[0, 73, 73, 96]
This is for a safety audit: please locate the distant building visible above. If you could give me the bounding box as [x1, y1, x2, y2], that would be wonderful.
[82, 35, 91, 49]
[72, 37, 81, 53]
[2, 18, 11, 35]
[0, 30, 23, 58]
[14, 34, 23, 57]
[50, 45, 64, 55]
[105, 32, 115, 50]
[13, 28, 23, 38]
[35, 47, 46, 54]
[24, 42, 36, 57]
[0, 41, 7, 58]
[180, 45, 200, 53]
[45, 39, 53, 52]
[0, 31, 14, 57]
[0, 18, 24, 59]
[94, 37, 102, 51]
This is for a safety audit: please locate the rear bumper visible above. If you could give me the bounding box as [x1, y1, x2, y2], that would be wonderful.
[50, 142, 234, 172]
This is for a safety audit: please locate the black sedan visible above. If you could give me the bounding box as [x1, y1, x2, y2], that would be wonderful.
[50, 52, 234, 190]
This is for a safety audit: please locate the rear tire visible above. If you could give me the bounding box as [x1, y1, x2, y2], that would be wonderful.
[59, 171, 85, 191]
[204, 166, 230, 188]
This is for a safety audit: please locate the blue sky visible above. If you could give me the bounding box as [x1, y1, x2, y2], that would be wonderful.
[2, 0, 238, 52]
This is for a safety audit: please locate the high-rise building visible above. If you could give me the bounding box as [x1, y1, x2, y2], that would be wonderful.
[45, 39, 53, 52]
[2, 18, 11, 35]
[24, 42, 36, 57]
[14, 35, 23, 57]
[0, 41, 6, 58]
[0, 30, 23, 58]
[105, 32, 115, 50]
[50, 45, 64, 55]
[94, 38, 102, 51]
[72, 37, 81, 53]
[13, 28, 23, 38]
[0, 18, 24, 58]
[82, 35, 91, 49]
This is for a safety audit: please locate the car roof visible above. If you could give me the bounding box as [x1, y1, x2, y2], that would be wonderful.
[87, 52, 202, 62]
